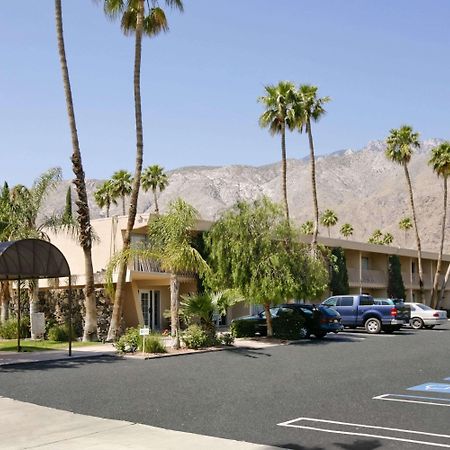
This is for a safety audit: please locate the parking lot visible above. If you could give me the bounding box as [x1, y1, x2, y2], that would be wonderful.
[1, 323, 449, 449]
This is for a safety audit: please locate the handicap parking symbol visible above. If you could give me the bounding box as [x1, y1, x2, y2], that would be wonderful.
[407, 383, 450, 394]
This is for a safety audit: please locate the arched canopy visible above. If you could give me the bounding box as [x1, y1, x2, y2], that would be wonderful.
[0, 239, 70, 281]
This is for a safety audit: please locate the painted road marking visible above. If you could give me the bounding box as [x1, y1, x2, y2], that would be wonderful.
[277, 417, 450, 448]
[408, 383, 450, 394]
[373, 393, 450, 407]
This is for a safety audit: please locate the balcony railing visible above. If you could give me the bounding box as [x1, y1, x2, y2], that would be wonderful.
[347, 268, 386, 285]
[131, 257, 196, 278]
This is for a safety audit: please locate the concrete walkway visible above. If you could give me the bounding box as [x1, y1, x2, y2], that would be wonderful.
[0, 396, 276, 450]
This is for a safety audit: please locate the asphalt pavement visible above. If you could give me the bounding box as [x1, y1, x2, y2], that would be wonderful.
[1, 324, 449, 449]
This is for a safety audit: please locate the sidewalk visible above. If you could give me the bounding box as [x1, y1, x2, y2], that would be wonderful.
[0, 396, 277, 450]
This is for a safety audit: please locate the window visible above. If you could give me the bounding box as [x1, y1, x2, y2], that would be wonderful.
[361, 257, 369, 270]
[360, 296, 374, 306]
[411, 261, 416, 274]
[338, 297, 354, 307]
[323, 297, 337, 307]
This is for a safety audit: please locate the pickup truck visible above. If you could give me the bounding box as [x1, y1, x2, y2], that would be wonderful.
[321, 295, 410, 334]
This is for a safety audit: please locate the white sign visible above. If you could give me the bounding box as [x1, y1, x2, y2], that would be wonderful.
[139, 328, 150, 336]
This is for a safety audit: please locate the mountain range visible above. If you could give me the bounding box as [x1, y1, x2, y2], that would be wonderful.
[41, 138, 448, 253]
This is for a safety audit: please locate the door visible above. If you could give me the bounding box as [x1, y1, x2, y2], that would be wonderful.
[336, 296, 357, 326]
[140, 290, 161, 330]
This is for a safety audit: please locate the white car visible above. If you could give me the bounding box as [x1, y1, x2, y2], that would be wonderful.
[405, 302, 448, 329]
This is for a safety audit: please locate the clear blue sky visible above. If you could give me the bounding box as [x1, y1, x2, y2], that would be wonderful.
[1, 1, 449, 186]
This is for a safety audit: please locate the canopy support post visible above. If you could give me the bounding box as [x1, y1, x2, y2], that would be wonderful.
[17, 278, 21, 352]
[68, 276, 72, 357]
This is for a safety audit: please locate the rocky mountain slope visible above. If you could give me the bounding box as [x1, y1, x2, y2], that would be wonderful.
[41, 139, 447, 253]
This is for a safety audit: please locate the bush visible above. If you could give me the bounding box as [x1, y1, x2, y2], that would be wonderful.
[140, 334, 167, 354]
[219, 332, 235, 346]
[47, 324, 75, 342]
[0, 317, 31, 339]
[181, 324, 215, 349]
[114, 327, 140, 353]
[272, 314, 307, 340]
[230, 320, 257, 338]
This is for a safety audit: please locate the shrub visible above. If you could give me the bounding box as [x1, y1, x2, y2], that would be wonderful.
[272, 314, 307, 340]
[140, 334, 167, 354]
[114, 327, 140, 353]
[0, 317, 31, 339]
[181, 324, 215, 349]
[219, 332, 235, 346]
[47, 324, 75, 342]
[230, 320, 256, 338]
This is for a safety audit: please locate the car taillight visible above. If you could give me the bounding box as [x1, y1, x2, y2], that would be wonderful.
[390, 308, 398, 316]
[433, 312, 440, 317]
[320, 317, 327, 323]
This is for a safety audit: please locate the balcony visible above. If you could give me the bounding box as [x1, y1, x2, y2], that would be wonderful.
[131, 257, 196, 278]
[347, 268, 386, 286]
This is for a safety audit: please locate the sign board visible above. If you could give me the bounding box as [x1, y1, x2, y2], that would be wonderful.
[139, 328, 150, 336]
[31, 313, 45, 339]
[408, 383, 450, 394]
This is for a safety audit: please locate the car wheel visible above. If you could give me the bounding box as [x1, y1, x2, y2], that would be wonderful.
[298, 326, 310, 339]
[365, 318, 381, 334]
[313, 331, 327, 339]
[411, 317, 424, 330]
[424, 325, 435, 329]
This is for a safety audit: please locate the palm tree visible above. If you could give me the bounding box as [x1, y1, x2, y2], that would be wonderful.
[100, 0, 184, 341]
[368, 229, 383, 244]
[111, 170, 133, 215]
[94, 180, 117, 218]
[320, 209, 338, 237]
[428, 142, 450, 307]
[385, 125, 424, 300]
[382, 232, 394, 245]
[398, 217, 412, 246]
[141, 164, 169, 215]
[55, 0, 97, 341]
[258, 81, 298, 221]
[340, 223, 353, 240]
[300, 220, 314, 235]
[296, 84, 331, 248]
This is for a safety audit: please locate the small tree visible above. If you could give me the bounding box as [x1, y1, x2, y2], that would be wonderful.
[204, 197, 328, 337]
[329, 247, 349, 295]
[387, 255, 406, 300]
[398, 217, 412, 246]
[110, 170, 133, 215]
[141, 164, 169, 216]
[368, 229, 383, 245]
[382, 232, 394, 245]
[300, 220, 314, 235]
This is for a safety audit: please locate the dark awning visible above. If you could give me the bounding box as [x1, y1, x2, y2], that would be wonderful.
[0, 239, 70, 281]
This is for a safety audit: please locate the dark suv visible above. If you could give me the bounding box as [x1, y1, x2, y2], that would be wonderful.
[232, 303, 343, 339]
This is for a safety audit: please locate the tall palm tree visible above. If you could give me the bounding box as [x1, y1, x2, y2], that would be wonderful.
[382, 232, 394, 245]
[398, 217, 412, 246]
[385, 125, 423, 300]
[296, 85, 330, 248]
[429, 142, 450, 307]
[320, 209, 338, 237]
[258, 81, 298, 221]
[141, 164, 169, 215]
[368, 229, 383, 245]
[55, 0, 98, 341]
[100, 0, 184, 341]
[94, 180, 117, 218]
[300, 220, 314, 235]
[340, 223, 353, 240]
[111, 170, 133, 215]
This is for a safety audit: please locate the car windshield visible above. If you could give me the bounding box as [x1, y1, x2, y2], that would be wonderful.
[374, 298, 395, 305]
[415, 303, 434, 311]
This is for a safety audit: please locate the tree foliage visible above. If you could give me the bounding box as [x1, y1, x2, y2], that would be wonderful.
[329, 247, 349, 295]
[387, 255, 405, 300]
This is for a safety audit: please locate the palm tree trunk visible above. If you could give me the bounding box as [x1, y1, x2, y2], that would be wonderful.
[430, 177, 447, 308]
[170, 273, 180, 349]
[0, 281, 10, 323]
[308, 120, 320, 249]
[403, 164, 424, 301]
[281, 123, 289, 222]
[264, 302, 273, 337]
[153, 189, 159, 215]
[107, 0, 145, 341]
[122, 196, 126, 216]
[106, 203, 110, 218]
[55, 0, 97, 341]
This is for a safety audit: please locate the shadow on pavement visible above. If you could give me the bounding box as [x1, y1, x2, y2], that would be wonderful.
[277, 438, 382, 450]
[0, 355, 118, 372]
[225, 347, 272, 358]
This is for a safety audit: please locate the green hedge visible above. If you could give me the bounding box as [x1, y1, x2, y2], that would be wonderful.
[230, 320, 257, 338]
[273, 315, 307, 340]
[0, 317, 31, 339]
[47, 324, 75, 342]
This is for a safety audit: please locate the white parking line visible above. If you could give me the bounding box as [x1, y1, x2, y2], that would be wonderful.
[277, 417, 450, 448]
[373, 393, 450, 407]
